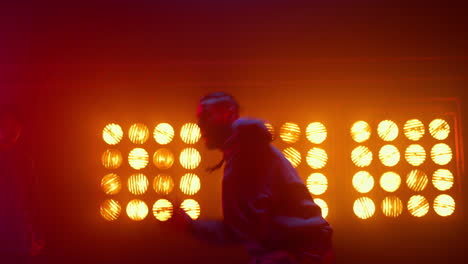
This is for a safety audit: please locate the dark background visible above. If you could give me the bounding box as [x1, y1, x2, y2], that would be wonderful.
[1, 0, 467, 263]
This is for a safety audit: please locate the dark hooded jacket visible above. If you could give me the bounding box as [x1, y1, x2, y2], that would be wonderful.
[190, 118, 332, 256]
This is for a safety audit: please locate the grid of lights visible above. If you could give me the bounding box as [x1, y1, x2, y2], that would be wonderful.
[100, 122, 202, 222]
[350, 118, 456, 219]
[274, 121, 329, 218]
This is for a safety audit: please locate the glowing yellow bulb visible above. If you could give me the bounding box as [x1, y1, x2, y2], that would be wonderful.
[429, 119, 450, 140]
[351, 121, 371, 143]
[406, 170, 428, 192]
[433, 194, 455, 217]
[404, 119, 425, 141]
[407, 195, 429, 217]
[380, 172, 401, 192]
[280, 122, 301, 144]
[351, 146, 373, 167]
[102, 123, 123, 145]
[313, 198, 328, 218]
[353, 197, 375, 219]
[431, 143, 453, 165]
[379, 145, 400, 167]
[306, 173, 328, 195]
[180, 199, 201, 220]
[153, 199, 173, 222]
[101, 173, 122, 195]
[306, 122, 327, 144]
[154, 123, 174, 145]
[153, 174, 175, 195]
[128, 148, 149, 170]
[432, 169, 454, 191]
[179, 148, 201, 170]
[180, 173, 201, 195]
[100, 199, 121, 221]
[264, 122, 275, 141]
[306, 147, 328, 169]
[128, 173, 149, 195]
[405, 144, 426, 166]
[153, 148, 175, 169]
[126, 199, 149, 221]
[102, 149, 123, 169]
[128, 123, 149, 144]
[352, 171, 374, 193]
[377, 120, 399, 141]
[283, 147, 302, 168]
[180, 123, 201, 144]
[381, 196, 403, 218]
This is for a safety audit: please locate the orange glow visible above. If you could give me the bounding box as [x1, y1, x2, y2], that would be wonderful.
[306, 173, 328, 195]
[102, 123, 123, 145]
[126, 199, 149, 221]
[351, 146, 373, 167]
[283, 147, 302, 168]
[306, 147, 328, 169]
[154, 123, 174, 145]
[279, 122, 301, 144]
[429, 119, 450, 140]
[180, 123, 201, 144]
[179, 148, 201, 170]
[406, 170, 428, 192]
[264, 122, 275, 141]
[380, 172, 401, 192]
[180, 173, 201, 195]
[377, 120, 399, 141]
[407, 195, 429, 217]
[433, 194, 455, 217]
[381, 196, 403, 218]
[352, 171, 374, 193]
[431, 143, 453, 165]
[313, 198, 328, 218]
[378, 145, 400, 167]
[404, 119, 425, 141]
[181, 199, 201, 220]
[405, 144, 426, 166]
[128, 123, 149, 144]
[101, 173, 122, 195]
[353, 197, 375, 219]
[153, 148, 175, 169]
[152, 199, 173, 221]
[432, 169, 454, 191]
[128, 173, 149, 195]
[102, 149, 123, 169]
[153, 174, 175, 195]
[306, 122, 327, 144]
[100, 199, 121, 221]
[128, 148, 149, 170]
[351, 121, 371, 143]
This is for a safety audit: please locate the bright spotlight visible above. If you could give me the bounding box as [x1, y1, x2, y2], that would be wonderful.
[432, 169, 454, 191]
[180, 199, 201, 220]
[128, 123, 150, 144]
[103, 123, 123, 145]
[180, 173, 201, 195]
[351, 121, 371, 143]
[153, 199, 173, 222]
[306, 147, 328, 169]
[306, 122, 327, 144]
[352, 171, 374, 194]
[128, 148, 149, 170]
[404, 119, 425, 141]
[102, 149, 123, 169]
[378, 144, 400, 167]
[128, 173, 149, 195]
[180, 123, 201, 144]
[433, 194, 455, 217]
[380, 172, 401, 192]
[406, 170, 428, 192]
[313, 198, 329, 218]
[405, 144, 426, 166]
[351, 146, 373, 167]
[179, 148, 201, 170]
[100, 199, 121, 221]
[306, 173, 328, 195]
[407, 195, 429, 217]
[101, 173, 122, 195]
[280, 122, 301, 144]
[431, 143, 453, 165]
[153, 174, 175, 195]
[429, 119, 450, 140]
[126, 199, 149, 221]
[381, 196, 403, 218]
[353, 197, 375, 219]
[377, 120, 399, 141]
[153, 148, 175, 170]
[154, 123, 174, 145]
[283, 147, 302, 168]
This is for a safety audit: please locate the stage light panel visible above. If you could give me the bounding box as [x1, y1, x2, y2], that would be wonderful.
[377, 120, 399, 141]
[306, 147, 328, 169]
[432, 169, 454, 191]
[128, 123, 149, 144]
[307, 173, 328, 195]
[353, 197, 375, 219]
[404, 119, 425, 141]
[313, 198, 328, 218]
[380, 172, 401, 192]
[280, 122, 301, 144]
[405, 144, 426, 166]
[407, 195, 429, 217]
[378, 144, 400, 167]
[153, 148, 175, 170]
[128, 173, 149, 195]
[180, 123, 201, 144]
[306, 122, 327, 144]
[351, 121, 371, 143]
[433, 194, 455, 217]
[154, 123, 174, 145]
[283, 147, 302, 168]
[180, 173, 201, 195]
[103, 123, 123, 145]
[181, 199, 201, 220]
[264, 122, 275, 141]
[381, 196, 403, 217]
[128, 148, 149, 170]
[429, 119, 450, 140]
[153, 199, 173, 221]
[126, 199, 149, 221]
[352, 171, 374, 194]
[179, 148, 201, 170]
[102, 149, 123, 169]
[406, 170, 428, 192]
[101, 173, 122, 195]
[351, 146, 373, 167]
[431, 143, 453, 165]
[153, 174, 175, 195]
[100, 199, 121, 221]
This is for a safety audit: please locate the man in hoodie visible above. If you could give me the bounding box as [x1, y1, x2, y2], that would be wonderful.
[171, 92, 333, 264]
